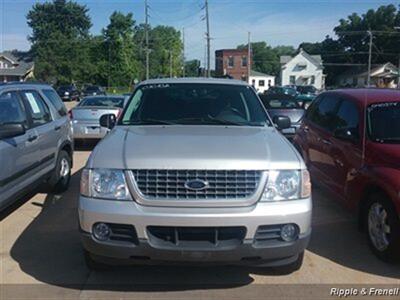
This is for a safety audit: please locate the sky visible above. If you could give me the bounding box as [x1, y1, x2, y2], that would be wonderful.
[0, 0, 397, 67]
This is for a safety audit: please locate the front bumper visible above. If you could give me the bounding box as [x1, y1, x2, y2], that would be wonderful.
[79, 197, 312, 266]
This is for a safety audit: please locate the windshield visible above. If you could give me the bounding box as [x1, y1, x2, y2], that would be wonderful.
[85, 86, 101, 92]
[297, 86, 316, 94]
[121, 83, 270, 126]
[368, 102, 400, 144]
[264, 97, 301, 109]
[79, 97, 124, 108]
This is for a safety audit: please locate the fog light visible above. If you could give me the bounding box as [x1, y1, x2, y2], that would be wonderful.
[93, 223, 111, 241]
[281, 224, 298, 242]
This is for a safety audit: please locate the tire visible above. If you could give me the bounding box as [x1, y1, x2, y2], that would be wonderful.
[47, 150, 72, 194]
[84, 250, 109, 271]
[276, 251, 304, 274]
[365, 193, 400, 263]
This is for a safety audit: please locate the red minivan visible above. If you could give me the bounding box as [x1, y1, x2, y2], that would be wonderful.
[294, 89, 400, 262]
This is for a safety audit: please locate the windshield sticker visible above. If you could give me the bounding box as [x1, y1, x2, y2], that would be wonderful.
[25, 93, 41, 114]
[368, 102, 398, 111]
[142, 84, 170, 90]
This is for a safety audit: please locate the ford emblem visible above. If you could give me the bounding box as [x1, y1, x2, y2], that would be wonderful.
[184, 179, 209, 191]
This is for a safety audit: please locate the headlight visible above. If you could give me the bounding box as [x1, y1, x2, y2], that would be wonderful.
[261, 170, 311, 201]
[64, 91, 70, 95]
[80, 168, 132, 200]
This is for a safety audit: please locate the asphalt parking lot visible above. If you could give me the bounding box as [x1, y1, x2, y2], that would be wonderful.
[0, 101, 399, 299]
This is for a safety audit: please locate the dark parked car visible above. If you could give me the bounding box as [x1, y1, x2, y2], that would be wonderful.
[260, 94, 305, 139]
[296, 85, 318, 108]
[294, 89, 400, 262]
[82, 85, 106, 97]
[265, 86, 298, 99]
[57, 84, 80, 102]
[0, 82, 73, 210]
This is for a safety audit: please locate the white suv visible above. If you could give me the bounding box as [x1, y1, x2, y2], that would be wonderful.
[79, 78, 312, 272]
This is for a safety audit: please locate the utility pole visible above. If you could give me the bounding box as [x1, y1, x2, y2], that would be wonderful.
[247, 32, 251, 84]
[169, 51, 173, 78]
[145, 0, 149, 80]
[205, 0, 211, 77]
[182, 27, 185, 77]
[367, 30, 373, 87]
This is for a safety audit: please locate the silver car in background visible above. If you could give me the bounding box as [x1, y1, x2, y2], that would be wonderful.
[70, 95, 125, 142]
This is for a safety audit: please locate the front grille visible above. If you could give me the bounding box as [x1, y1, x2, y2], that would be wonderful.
[131, 169, 262, 200]
[147, 226, 246, 250]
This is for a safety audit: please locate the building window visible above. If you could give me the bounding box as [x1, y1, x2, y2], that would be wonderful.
[227, 56, 234, 68]
[311, 75, 315, 85]
[268, 79, 271, 86]
[241, 56, 247, 67]
[290, 76, 296, 85]
[259, 80, 265, 87]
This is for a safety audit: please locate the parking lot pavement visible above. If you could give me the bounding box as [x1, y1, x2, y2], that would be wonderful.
[0, 106, 399, 299]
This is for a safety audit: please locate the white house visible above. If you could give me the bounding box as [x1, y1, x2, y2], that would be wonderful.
[0, 51, 34, 83]
[280, 49, 325, 90]
[248, 70, 275, 93]
[336, 62, 399, 88]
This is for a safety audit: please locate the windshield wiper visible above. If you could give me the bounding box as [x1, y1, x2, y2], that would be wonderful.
[172, 116, 244, 126]
[123, 118, 176, 125]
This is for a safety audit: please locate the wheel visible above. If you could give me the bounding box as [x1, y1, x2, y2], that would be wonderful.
[47, 150, 72, 194]
[276, 251, 304, 274]
[365, 193, 400, 262]
[84, 250, 109, 271]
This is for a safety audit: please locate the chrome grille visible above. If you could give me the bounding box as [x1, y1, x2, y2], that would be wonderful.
[131, 170, 262, 200]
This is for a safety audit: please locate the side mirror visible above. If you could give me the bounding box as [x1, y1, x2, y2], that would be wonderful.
[334, 127, 358, 142]
[99, 114, 117, 129]
[273, 115, 291, 130]
[0, 123, 26, 139]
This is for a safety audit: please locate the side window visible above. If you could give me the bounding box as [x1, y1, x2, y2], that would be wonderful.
[333, 99, 360, 135]
[42, 89, 67, 117]
[308, 94, 340, 132]
[20, 90, 52, 127]
[0, 91, 27, 126]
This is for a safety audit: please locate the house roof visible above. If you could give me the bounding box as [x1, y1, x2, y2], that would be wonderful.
[280, 49, 323, 67]
[0, 51, 34, 77]
[338, 62, 398, 78]
[250, 70, 274, 77]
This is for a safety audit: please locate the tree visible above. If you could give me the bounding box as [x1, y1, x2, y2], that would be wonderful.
[334, 4, 400, 66]
[102, 11, 139, 87]
[237, 42, 295, 77]
[27, 0, 92, 83]
[184, 59, 201, 77]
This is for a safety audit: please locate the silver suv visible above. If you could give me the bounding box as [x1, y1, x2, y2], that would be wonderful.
[0, 83, 73, 210]
[79, 78, 312, 272]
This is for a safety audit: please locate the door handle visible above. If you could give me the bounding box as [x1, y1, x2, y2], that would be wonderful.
[54, 125, 61, 131]
[321, 139, 332, 145]
[27, 135, 38, 142]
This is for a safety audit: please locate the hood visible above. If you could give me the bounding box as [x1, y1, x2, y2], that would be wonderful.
[88, 125, 303, 170]
[368, 142, 400, 168]
[267, 109, 305, 124]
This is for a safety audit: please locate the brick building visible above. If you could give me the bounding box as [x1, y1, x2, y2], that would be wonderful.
[215, 49, 250, 81]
